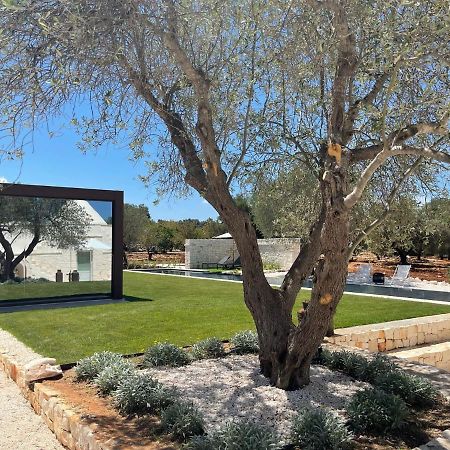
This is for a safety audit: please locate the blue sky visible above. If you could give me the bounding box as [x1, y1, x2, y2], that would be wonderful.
[0, 121, 218, 221]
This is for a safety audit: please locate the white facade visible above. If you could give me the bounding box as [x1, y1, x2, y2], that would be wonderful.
[10, 201, 112, 282]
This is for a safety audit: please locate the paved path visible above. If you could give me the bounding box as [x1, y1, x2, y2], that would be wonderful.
[0, 369, 63, 450]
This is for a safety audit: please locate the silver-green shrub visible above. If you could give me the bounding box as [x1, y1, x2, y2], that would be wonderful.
[144, 342, 190, 367]
[347, 387, 409, 434]
[161, 401, 205, 441]
[114, 372, 178, 416]
[190, 337, 226, 360]
[374, 371, 439, 408]
[364, 354, 398, 382]
[184, 420, 279, 450]
[75, 351, 124, 382]
[230, 331, 259, 354]
[94, 359, 135, 396]
[290, 409, 353, 450]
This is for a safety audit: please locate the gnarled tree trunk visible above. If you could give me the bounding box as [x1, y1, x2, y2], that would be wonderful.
[222, 162, 348, 389]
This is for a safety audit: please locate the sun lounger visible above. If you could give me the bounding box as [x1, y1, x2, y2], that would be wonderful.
[202, 255, 238, 269]
[391, 264, 411, 281]
[354, 263, 372, 282]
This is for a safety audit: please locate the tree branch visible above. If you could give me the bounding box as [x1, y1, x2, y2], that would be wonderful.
[350, 114, 450, 162]
[280, 205, 326, 309]
[342, 71, 390, 142]
[347, 157, 423, 257]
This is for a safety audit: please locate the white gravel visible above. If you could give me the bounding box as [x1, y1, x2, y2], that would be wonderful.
[147, 354, 367, 440]
[0, 370, 64, 450]
[0, 327, 64, 450]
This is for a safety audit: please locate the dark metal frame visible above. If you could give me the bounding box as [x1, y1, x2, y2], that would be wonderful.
[0, 183, 123, 299]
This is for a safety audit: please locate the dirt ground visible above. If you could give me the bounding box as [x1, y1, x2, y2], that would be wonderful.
[350, 253, 450, 283]
[127, 251, 185, 265]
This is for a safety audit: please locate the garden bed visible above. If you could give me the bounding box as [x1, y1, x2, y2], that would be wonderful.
[40, 344, 450, 450]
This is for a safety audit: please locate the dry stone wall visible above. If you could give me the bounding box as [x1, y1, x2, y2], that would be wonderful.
[185, 238, 302, 270]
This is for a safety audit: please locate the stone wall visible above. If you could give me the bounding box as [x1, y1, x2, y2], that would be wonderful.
[0, 351, 106, 450]
[327, 314, 450, 354]
[185, 238, 302, 270]
[390, 342, 450, 372]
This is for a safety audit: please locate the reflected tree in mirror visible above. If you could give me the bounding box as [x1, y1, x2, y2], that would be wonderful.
[0, 196, 92, 282]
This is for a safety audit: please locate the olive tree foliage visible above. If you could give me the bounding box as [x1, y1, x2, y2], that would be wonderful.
[0, 196, 91, 281]
[0, 0, 449, 389]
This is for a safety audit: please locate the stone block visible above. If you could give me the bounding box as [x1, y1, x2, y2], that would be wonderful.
[385, 340, 395, 351]
[409, 336, 418, 347]
[378, 341, 386, 352]
[394, 339, 404, 348]
[377, 330, 385, 340]
[37, 384, 59, 401]
[368, 340, 378, 352]
[418, 332, 425, 345]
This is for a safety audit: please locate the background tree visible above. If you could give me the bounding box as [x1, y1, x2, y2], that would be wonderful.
[143, 221, 175, 253]
[1, 0, 449, 389]
[424, 198, 450, 259]
[123, 203, 152, 266]
[0, 196, 91, 282]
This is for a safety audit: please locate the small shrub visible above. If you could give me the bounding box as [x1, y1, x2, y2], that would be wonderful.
[231, 330, 259, 354]
[334, 351, 369, 379]
[94, 359, 135, 396]
[75, 351, 124, 382]
[189, 421, 279, 450]
[374, 371, 439, 408]
[114, 372, 178, 416]
[144, 342, 190, 368]
[183, 435, 213, 450]
[190, 337, 226, 360]
[290, 408, 353, 450]
[347, 387, 409, 434]
[315, 347, 333, 365]
[161, 401, 205, 441]
[364, 353, 398, 382]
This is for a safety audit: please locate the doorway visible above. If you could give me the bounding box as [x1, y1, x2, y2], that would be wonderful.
[77, 251, 92, 281]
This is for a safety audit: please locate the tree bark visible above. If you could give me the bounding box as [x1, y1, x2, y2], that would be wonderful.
[395, 248, 409, 265]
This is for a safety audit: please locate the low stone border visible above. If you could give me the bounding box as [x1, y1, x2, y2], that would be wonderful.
[327, 313, 450, 352]
[0, 349, 110, 450]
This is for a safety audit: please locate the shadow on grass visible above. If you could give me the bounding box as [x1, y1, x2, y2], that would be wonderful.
[124, 295, 154, 302]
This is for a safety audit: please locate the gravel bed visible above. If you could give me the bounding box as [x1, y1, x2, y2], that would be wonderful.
[0, 328, 42, 365]
[146, 354, 368, 440]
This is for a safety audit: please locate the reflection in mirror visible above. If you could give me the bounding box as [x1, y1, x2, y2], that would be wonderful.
[0, 196, 112, 301]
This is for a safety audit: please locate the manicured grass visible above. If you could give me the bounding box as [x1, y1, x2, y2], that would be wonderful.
[0, 281, 111, 300]
[0, 272, 449, 363]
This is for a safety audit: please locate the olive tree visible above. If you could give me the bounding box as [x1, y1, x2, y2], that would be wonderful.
[0, 0, 449, 389]
[0, 196, 91, 281]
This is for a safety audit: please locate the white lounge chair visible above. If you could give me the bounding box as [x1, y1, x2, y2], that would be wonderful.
[354, 263, 373, 282]
[392, 264, 411, 281]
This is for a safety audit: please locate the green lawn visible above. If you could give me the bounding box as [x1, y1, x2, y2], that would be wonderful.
[0, 271, 449, 363]
[0, 281, 111, 300]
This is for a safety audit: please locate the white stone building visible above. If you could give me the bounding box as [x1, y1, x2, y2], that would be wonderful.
[10, 200, 112, 282]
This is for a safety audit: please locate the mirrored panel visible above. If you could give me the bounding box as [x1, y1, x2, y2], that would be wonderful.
[0, 195, 112, 301]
